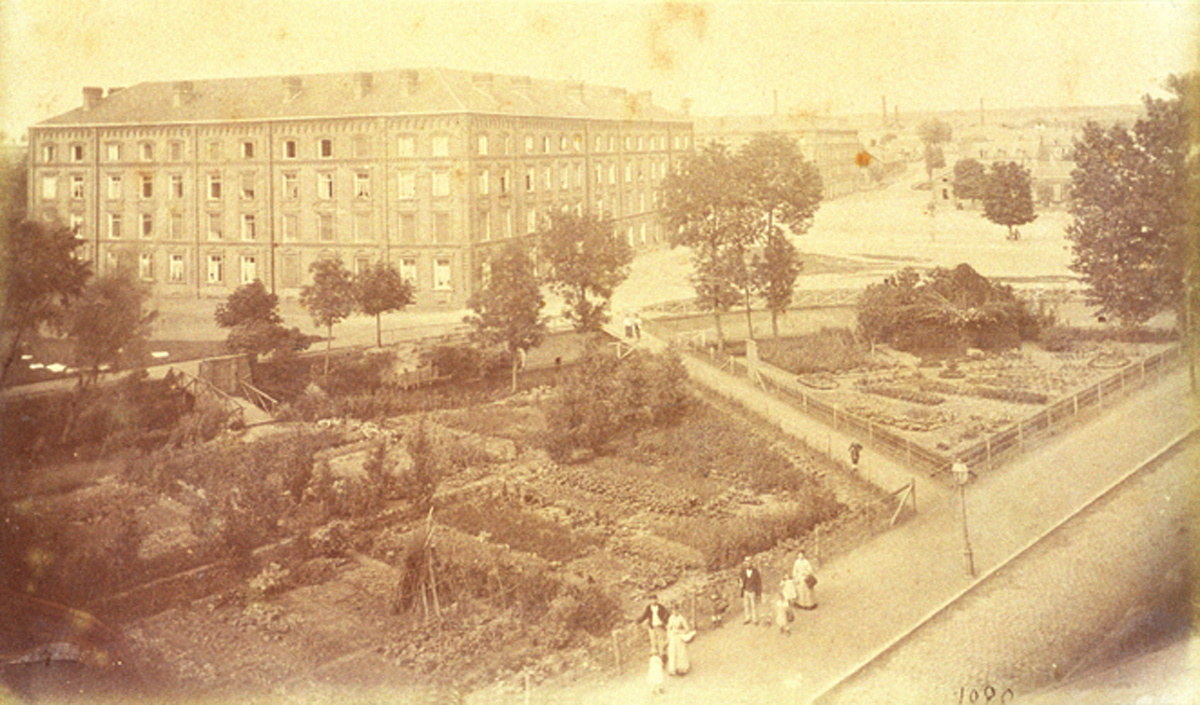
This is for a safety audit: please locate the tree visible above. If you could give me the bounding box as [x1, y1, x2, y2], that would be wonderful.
[353, 261, 414, 347]
[753, 231, 803, 338]
[918, 119, 953, 181]
[300, 257, 355, 375]
[1, 220, 92, 386]
[537, 211, 632, 332]
[953, 158, 988, 203]
[214, 279, 310, 361]
[981, 161, 1037, 240]
[1067, 73, 1197, 332]
[65, 272, 156, 387]
[465, 242, 547, 391]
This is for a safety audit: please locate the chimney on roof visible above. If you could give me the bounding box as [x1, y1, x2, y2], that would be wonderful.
[107, 87, 124, 97]
[472, 73, 494, 92]
[399, 70, 419, 97]
[283, 76, 302, 100]
[355, 72, 373, 99]
[82, 87, 104, 111]
[172, 81, 195, 108]
[680, 99, 693, 116]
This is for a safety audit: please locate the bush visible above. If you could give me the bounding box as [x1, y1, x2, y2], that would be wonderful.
[422, 344, 509, 381]
[1038, 325, 1178, 352]
[758, 328, 870, 374]
[437, 500, 597, 562]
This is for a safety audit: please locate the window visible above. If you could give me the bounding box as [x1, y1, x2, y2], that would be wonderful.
[139, 252, 154, 280]
[431, 135, 449, 157]
[595, 136, 604, 152]
[353, 134, 371, 158]
[71, 144, 84, 161]
[559, 135, 567, 151]
[504, 209, 513, 237]
[639, 192, 646, 212]
[434, 212, 450, 243]
[354, 212, 372, 241]
[207, 174, 222, 200]
[608, 135, 616, 151]
[41, 175, 57, 200]
[477, 134, 488, 155]
[107, 174, 122, 199]
[355, 172, 370, 199]
[608, 164, 616, 184]
[318, 172, 334, 200]
[397, 135, 415, 157]
[526, 208, 537, 233]
[525, 170, 533, 192]
[206, 141, 221, 160]
[170, 212, 183, 238]
[241, 213, 256, 241]
[398, 171, 416, 199]
[573, 135, 582, 152]
[432, 171, 450, 197]
[169, 254, 185, 283]
[433, 258, 452, 291]
[543, 167, 552, 190]
[282, 213, 298, 242]
[169, 142, 183, 161]
[541, 136, 550, 153]
[170, 174, 184, 199]
[283, 140, 297, 159]
[141, 213, 153, 238]
[576, 164, 583, 189]
[207, 254, 224, 284]
[140, 142, 154, 161]
[207, 213, 223, 240]
[282, 173, 298, 200]
[69, 213, 84, 235]
[595, 165, 603, 184]
[524, 134, 534, 153]
[638, 136, 644, 151]
[559, 166, 568, 190]
[106, 143, 121, 161]
[108, 213, 122, 239]
[625, 164, 632, 183]
[241, 141, 255, 159]
[500, 169, 509, 194]
[319, 138, 333, 158]
[400, 213, 416, 242]
[240, 256, 257, 284]
[240, 173, 255, 200]
[318, 213, 333, 241]
[42, 144, 55, 163]
[478, 169, 489, 195]
[640, 222, 647, 244]
[355, 257, 371, 276]
[479, 211, 491, 241]
[140, 174, 153, 198]
[400, 257, 417, 286]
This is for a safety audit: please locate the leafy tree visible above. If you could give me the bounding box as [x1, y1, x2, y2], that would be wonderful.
[918, 119, 953, 181]
[65, 272, 156, 387]
[537, 211, 632, 332]
[1, 220, 92, 386]
[214, 279, 309, 361]
[300, 257, 355, 375]
[982, 161, 1037, 240]
[1067, 73, 1197, 334]
[353, 261, 414, 347]
[753, 231, 803, 338]
[465, 242, 546, 391]
[953, 158, 987, 203]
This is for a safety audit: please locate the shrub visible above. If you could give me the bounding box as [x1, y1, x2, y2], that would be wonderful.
[757, 328, 870, 374]
[421, 344, 509, 382]
[1038, 325, 1178, 352]
[437, 500, 597, 562]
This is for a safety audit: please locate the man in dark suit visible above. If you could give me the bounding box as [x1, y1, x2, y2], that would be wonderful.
[740, 557, 762, 624]
[637, 594, 670, 656]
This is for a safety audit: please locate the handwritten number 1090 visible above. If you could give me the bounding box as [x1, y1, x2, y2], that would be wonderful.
[958, 685, 1014, 703]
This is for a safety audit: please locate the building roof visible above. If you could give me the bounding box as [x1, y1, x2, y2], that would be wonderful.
[37, 68, 688, 127]
[693, 113, 854, 137]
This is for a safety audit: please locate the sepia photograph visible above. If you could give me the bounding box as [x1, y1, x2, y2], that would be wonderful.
[1, 1, 1197, 703]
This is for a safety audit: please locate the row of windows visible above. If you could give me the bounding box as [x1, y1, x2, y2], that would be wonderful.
[39, 131, 691, 164]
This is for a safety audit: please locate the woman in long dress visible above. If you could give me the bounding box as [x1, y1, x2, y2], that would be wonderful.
[792, 551, 818, 609]
[665, 605, 691, 676]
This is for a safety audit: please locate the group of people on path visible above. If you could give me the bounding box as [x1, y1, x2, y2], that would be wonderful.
[639, 551, 819, 691]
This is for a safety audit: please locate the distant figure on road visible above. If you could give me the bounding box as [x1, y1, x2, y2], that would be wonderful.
[637, 594, 670, 657]
[665, 603, 692, 676]
[632, 311, 642, 340]
[849, 441, 863, 471]
[708, 590, 728, 628]
[623, 312, 635, 339]
[739, 557, 763, 624]
[792, 551, 818, 610]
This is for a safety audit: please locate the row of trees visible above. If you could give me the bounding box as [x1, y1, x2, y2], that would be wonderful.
[953, 158, 1038, 240]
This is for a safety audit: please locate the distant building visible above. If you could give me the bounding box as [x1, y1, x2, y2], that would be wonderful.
[693, 114, 864, 200]
[27, 69, 693, 307]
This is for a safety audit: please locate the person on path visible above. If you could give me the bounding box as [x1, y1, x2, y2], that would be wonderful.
[773, 583, 794, 635]
[637, 594, 670, 657]
[739, 557, 763, 624]
[623, 312, 635, 339]
[665, 602, 692, 676]
[632, 311, 643, 341]
[849, 441, 863, 471]
[792, 551, 818, 610]
[646, 651, 665, 694]
[780, 574, 799, 609]
[709, 590, 728, 629]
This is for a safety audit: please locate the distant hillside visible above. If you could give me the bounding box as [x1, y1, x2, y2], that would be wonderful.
[838, 104, 1142, 132]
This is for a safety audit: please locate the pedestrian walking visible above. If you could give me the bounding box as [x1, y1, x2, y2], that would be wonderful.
[773, 583, 794, 635]
[646, 651, 665, 694]
[780, 575, 799, 608]
[739, 557, 762, 624]
[708, 590, 729, 629]
[637, 594, 670, 657]
[632, 311, 643, 340]
[792, 551, 818, 610]
[665, 603, 692, 676]
[849, 441, 863, 471]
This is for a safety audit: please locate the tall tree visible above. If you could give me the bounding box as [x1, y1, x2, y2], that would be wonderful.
[465, 242, 547, 391]
[918, 119, 953, 182]
[65, 272, 156, 387]
[537, 211, 633, 332]
[981, 161, 1037, 240]
[214, 279, 309, 362]
[753, 230, 803, 338]
[1067, 73, 1197, 336]
[953, 158, 987, 204]
[300, 257, 355, 374]
[1, 220, 92, 385]
[354, 261, 414, 347]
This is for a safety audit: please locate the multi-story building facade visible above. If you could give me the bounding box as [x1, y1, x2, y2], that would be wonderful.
[28, 69, 693, 308]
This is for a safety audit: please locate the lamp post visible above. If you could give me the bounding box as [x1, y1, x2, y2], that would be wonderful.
[952, 460, 975, 577]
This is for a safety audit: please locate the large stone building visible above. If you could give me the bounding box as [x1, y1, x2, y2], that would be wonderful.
[693, 114, 864, 200]
[27, 69, 693, 307]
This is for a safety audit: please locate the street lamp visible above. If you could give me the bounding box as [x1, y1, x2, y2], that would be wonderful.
[952, 459, 975, 577]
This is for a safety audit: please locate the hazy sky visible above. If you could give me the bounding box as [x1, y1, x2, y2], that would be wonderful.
[1, 1, 1196, 137]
